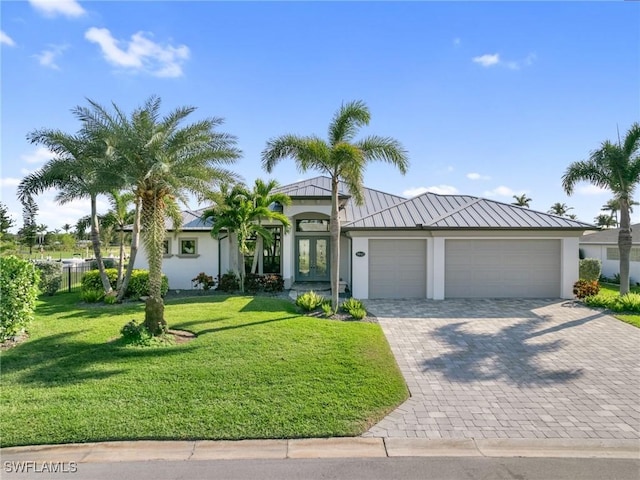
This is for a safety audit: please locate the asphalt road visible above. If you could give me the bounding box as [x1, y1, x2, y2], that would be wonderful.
[3, 457, 639, 480]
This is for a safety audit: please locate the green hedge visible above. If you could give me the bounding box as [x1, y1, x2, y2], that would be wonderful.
[579, 258, 602, 282]
[0, 256, 40, 341]
[81, 269, 169, 298]
[33, 260, 63, 296]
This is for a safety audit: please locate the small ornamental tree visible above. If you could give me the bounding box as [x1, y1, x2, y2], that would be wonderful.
[0, 256, 40, 341]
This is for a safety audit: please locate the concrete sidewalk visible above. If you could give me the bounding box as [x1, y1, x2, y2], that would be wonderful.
[1, 438, 638, 463]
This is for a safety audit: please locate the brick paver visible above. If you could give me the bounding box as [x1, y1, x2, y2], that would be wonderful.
[363, 299, 640, 441]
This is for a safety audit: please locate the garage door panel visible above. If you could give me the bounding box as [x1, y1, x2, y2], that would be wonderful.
[369, 240, 426, 299]
[445, 239, 560, 298]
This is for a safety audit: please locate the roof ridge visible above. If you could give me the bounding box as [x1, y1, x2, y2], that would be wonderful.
[422, 195, 483, 226]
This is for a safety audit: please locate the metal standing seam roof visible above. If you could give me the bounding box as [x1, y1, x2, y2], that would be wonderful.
[343, 191, 596, 230]
[164, 207, 214, 231]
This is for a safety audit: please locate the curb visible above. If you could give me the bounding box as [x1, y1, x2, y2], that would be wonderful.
[1, 438, 638, 463]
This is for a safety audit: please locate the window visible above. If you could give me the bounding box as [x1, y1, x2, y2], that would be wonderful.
[162, 239, 171, 257]
[607, 247, 640, 261]
[296, 219, 329, 232]
[180, 239, 197, 256]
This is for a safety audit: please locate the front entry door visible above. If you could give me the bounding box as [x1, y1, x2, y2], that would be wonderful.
[296, 237, 330, 282]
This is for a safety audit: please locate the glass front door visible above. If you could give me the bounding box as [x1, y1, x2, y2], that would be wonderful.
[296, 237, 330, 282]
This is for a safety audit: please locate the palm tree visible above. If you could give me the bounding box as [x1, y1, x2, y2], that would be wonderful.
[17, 128, 118, 293]
[102, 190, 135, 291]
[548, 202, 574, 217]
[62, 223, 72, 234]
[512, 194, 532, 208]
[594, 213, 617, 228]
[248, 179, 291, 275]
[262, 100, 409, 310]
[562, 122, 640, 295]
[76, 96, 241, 334]
[601, 198, 620, 227]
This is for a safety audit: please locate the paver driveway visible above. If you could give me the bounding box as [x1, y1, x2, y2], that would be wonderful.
[363, 299, 640, 441]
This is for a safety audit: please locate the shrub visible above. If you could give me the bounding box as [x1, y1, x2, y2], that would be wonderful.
[295, 291, 325, 311]
[81, 269, 168, 298]
[341, 297, 364, 314]
[217, 272, 239, 292]
[348, 307, 367, 320]
[616, 293, 640, 313]
[0, 256, 40, 341]
[584, 293, 614, 310]
[103, 291, 119, 305]
[127, 270, 169, 298]
[243, 273, 263, 293]
[90, 258, 119, 270]
[120, 320, 172, 347]
[573, 279, 600, 299]
[261, 274, 285, 293]
[321, 302, 334, 317]
[81, 289, 104, 303]
[579, 258, 601, 282]
[33, 260, 62, 296]
[192, 272, 216, 291]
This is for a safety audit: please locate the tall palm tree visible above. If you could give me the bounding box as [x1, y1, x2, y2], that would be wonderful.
[248, 179, 291, 274]
[594, 213, 617, 228]
[563, 122, 640, 295]
[17, 128, 118, 293]
[548, 202, 574, 217]
[262, 100, 409, 310]
[601, 198, 620, 227]
[76, 96, 241, 334]
[512, 194, 532, 208]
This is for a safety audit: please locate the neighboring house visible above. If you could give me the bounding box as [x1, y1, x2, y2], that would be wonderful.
[579, 224, 640, 284]
[135, 176, 594, 299]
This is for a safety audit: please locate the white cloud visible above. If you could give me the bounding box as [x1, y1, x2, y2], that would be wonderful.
[33, 45, 67, 70]
[404, 185, 459, 197]
[85, 27, 190, 78]
[466, 172, 491, 181]
[483, 186, 521, 197]
[0, 177, 21, 188]
[29, 0, 86, 18]
[472, 53, 500, 67]
[577, 184, 609, 195]
[21, 147, 55, 164]
[473, 52, 536, 70]
[1, 30, 16, 47]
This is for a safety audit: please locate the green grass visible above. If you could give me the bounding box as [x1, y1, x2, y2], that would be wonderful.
[593, 283, 640, 328]
[0, 294, 408, 447]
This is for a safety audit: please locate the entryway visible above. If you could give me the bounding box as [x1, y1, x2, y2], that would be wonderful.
[296, 237, 330, 282]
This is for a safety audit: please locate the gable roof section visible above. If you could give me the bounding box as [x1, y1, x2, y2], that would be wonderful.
[344, 192, 595, 230]
[165, 207, 213, 231]
[580, 224, 640, 244]
[273, 176, 407, 222]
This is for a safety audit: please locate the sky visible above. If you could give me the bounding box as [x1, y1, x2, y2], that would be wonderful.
[1, 0, 639, 233]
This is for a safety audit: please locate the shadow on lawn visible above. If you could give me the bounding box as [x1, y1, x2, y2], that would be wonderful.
[420, 311, 608, 387]
[1, 330, 196, 386]
[175, 315, 298, 336]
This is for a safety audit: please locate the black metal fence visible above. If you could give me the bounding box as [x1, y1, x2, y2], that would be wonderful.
[59, 262, 92, 293]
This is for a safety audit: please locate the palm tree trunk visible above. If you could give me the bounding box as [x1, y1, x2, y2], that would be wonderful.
[618, 198, 632, 295]
[117, 198, 140, 302]
[330, 176, 340, 311]
[90, 195, 112, 294]
[143, 196, 167, 335]
[115, 226, 126, 292]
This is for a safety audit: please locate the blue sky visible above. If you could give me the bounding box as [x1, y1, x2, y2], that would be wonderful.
[1, 0, 639, 233]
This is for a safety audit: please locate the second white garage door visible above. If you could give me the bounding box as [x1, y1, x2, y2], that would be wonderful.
[445, 239, 561, 298]
[369, 239, 426, 299]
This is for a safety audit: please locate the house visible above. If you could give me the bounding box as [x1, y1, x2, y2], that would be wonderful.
[135, 176, 594, 299]
[579, 224, 640, 284]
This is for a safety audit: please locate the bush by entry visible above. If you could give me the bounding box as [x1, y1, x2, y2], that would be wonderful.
[0, 294, 408, 447]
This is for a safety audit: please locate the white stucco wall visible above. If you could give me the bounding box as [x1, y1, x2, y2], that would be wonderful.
[580, 244, 640, 284]
[135, 231, 219, 290]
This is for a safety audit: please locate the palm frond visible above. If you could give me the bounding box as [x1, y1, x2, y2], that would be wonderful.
[328, 100, 370, 145]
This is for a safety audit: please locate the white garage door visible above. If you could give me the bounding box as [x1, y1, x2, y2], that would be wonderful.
[445, 239, 561, 298]
[369, 239, 426, 299]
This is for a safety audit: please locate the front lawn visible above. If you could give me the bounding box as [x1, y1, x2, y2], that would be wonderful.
[0, 294, 408, 447]
[593, 283, 640, 328]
